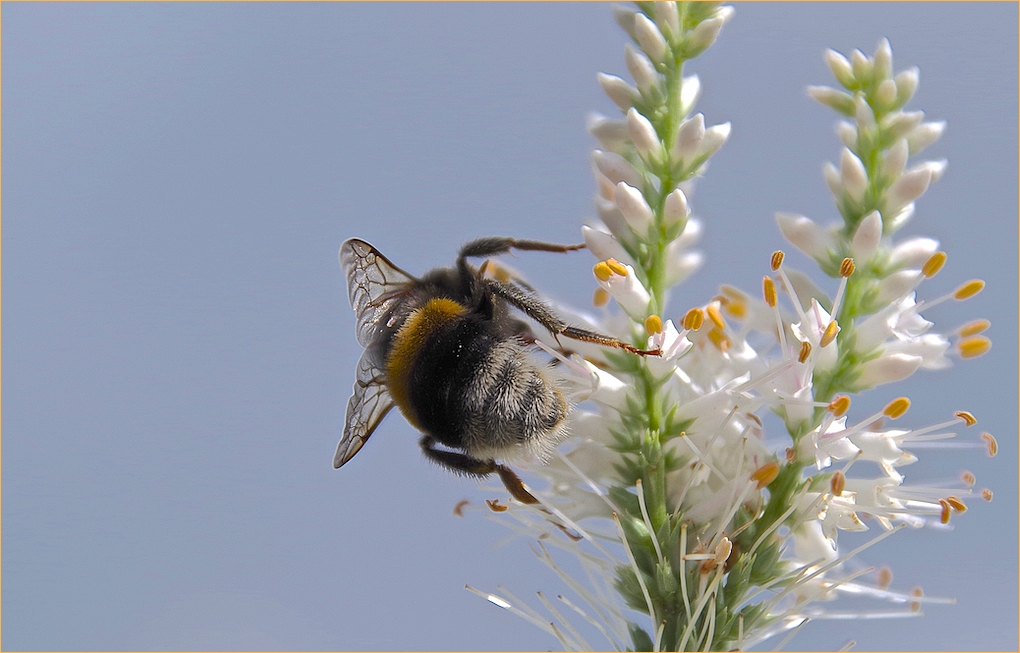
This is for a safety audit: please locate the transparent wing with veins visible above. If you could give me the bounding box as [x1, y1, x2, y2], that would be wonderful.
[333, 347, 395, 468]
[339, 238, 418, 348]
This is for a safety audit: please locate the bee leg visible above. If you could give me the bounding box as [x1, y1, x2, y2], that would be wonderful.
[484, 278, 661, 357]
[419, 435, 539, 504]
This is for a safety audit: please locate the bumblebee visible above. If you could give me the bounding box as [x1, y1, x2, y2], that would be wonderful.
[333, 236, 656, 504]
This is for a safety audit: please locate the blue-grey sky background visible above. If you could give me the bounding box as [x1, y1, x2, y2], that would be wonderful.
[3, 3, 1016, 651]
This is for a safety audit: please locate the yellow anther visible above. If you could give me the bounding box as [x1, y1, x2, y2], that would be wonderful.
[751, 461, 780, 488]
[725, 300, 748, 320]
[958, 335, 991, 358]
[877, 567, 893, 589]
[959, 319, 991, 337]
[945, 496, 967, 513]
[954, 410, 977, 426]
[452, 499, 470, 517]
[770, 250, 785, 271]
[839, 257, 855, 277]
[706, 303, 725, 330]
[593, 261, 613, 282]
[707, 327, 730, 353]
[593, 287, 610, 307]
[961, 471, 976, 487]
[745, 412, 763, 427]
[827, 395, 851, 417]
[820, 319, 839, 347]
[798, 340, 812, 364]
[485, 499, 508, 512]
[763, 276, 777, 308]
[921, 251, 946, 277]
[829, 470, 846, 496]
[645, 314, 663, 335]
[606, 258, 629, 276]
[938, 498, 951, 524]
[981, 488, 994, 502]
[683, 307, 705, 331]
[954, 279, 985, 300]
[982, 432, 998, 457]
[883, 397, 910, 419]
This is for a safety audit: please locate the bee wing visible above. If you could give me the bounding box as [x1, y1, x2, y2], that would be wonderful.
[333, 348, 396, 469]
[340, 238, 418, 348]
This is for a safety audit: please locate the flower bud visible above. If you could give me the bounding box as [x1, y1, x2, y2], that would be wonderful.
[808, 86, 855, 116]
[614, 182, 654, 232]
[626, 108, 660, 158]
[906, 121, 946, 155]
[634, 13, 668, 63]
[674, 113, 705, 161]
[662, 188, 689, 228]
[597, 73, 638, 111]
[825, 49, 855, 88]
[624, 44, 659, 95]
[851, 211, 883, 263]
[895, 67, 920, 106]
[592, 150, 642, 187]
[873, 38, 893, 81]
[840, 148, 868, 201]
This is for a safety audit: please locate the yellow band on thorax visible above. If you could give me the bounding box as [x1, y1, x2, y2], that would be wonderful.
[386, 297, 467, 428]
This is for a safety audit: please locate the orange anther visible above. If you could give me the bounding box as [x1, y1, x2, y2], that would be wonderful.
[954, 410, 977, 426]
[683, 307, 705, 331]
[771, 250, 785, 271]
[829, 470, 846, 496]
[820, 320, 839, 347]
[945, 496, 967, 513]
[958, 319, 990, 337]
[921, 251, 946, 278]
[763, 276, 777, 308]
[593, 287, 610, 307]
[959, 336, 991, 358]
[645, 314, 663, 335]
[981, 432, 998, 457]
[954, 279, 985, 300]
[798, 340, 812, 363]
[751, 461, 780, 488]
[827, 395, 851, 417]
[606, 258, 629, 276]
[707, 303, 725, 330]
[839, 257, 855, 277]
[938, 499, 951, 524]
[883, 397, 910, 419]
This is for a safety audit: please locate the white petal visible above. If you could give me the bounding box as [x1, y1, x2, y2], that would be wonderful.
[699, 122, 731, 158]
[587, 113, 629, 150]
[875, 79, 897, 110]
[626, 108, 660, 158]
[886, 166, 932, 212]
[595, 196, 636, 244]
[634, 13, 668, 62]
[653, 1, 680, 37]
[662, 188, 689, 228]
[614, 182, 654, 232]
[837, 121, 858, 150]
[851, 211, 883, 262]
[872, 38, 893, 80]
[850, 48, 872, 81]
[775, 213, 832, 260]
[808, 85, 854, 115]
[855, 95, 876, 128]
[840, 148, 868, 201]
[597, 72, 638, 111]
[825, 48, 855, 88]
[884, 110, 925, 140]
[822, 161, 842, 197]
[855, 353, 923, 388]
[688, 16, 725, 55]
[592, 149, 642, 187]
[674, 113, 705, 161]
[895, 67, 920, 106]
[906, 120, 946, 154]
[882, 138, 909, 180]
[680, 75, 701, 114]
[582, 225, 633, 266]
[624, 44, 659, 94]
[889, 237, 939, 268]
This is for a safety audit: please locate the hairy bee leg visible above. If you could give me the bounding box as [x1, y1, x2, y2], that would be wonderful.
[458, 237, 585, 261]
[493, 464, 539, 505]
[418, 435, 539, 504]
[484, 278, 661, 357]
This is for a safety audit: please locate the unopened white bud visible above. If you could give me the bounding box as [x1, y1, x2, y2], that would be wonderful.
[582, 225, 632, 265]
[688, 16, 725, 55]
[612, 4, 639, 40]
[680, 75, 701, 115]
[634, 13, 668, 63]
[700, 122, 731, 158]
[873, 38, 893, 81]
[597, 73, 639, 111]
[884, 203, 915, 234]
[624, 44, 659, 95]
[808, 86, 855, 116]
[592, 150, 642, 187]
[855, 95, 876, 129]
[663, 187, 689, 227]
[875, 270, 917, 304]
[587, 114, 629, 150]
[674, 113, 706, 161]
[882, 139, 909, 181]
[653, 1, 680, 38]
[884, 110, 925, 141]
[920, 159, 948, 183]
[594, 197, 635, 244]
[822, 161, 842, 197]
[851, 211, 883, 262]
[615, 182, 654, 232]
[837, 121, 858, 150]
[776, 212, 832, 260]
[850, 49, 872, 82]
[875, 79, 897, 110]
[887, 166, 932, 212]
[895, 67, 919, 106]
[840, 148, 868, 201]
[825, 49, 855, 88]
[626, 108, 660, 158]
[906, 121, 946, 155]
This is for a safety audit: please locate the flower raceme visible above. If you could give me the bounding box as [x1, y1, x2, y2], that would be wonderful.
[464, 5, 994, 651]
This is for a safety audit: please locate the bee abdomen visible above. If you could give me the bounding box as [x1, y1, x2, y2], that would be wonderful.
[457, 340, 568, 462]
